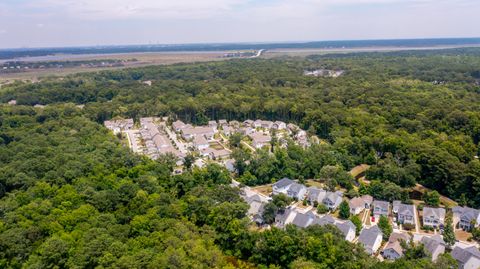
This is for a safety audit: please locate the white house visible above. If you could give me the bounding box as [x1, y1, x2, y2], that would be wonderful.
[349, 195, 373, 215]
[322, 191, 343, 210]
[193, 135, 209, 150]
[453, 206, 480, 231]
[452, 246, 480, 269]
[272, 178, 294, 195]
[286, 183, 307, 200]
[423, 207, 446, 228]
[421, 235, 445, 262]
[336, 221, 356, 242]
[397, 204, 416, 225]
[358, 226, 383, 255]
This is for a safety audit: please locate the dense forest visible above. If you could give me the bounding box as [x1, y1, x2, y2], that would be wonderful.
[1, 47, 480, 268]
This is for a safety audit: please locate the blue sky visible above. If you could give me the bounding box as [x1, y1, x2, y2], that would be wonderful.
[0, 0, 479, 48]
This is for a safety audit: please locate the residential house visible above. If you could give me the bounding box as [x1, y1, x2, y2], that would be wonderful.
[249, 132, 271, 149]
[245, 194, 268, 225]
[421, 235, 445, 262]
[218, 119, 228, 127]
[243, 119, 254, 127]
[275, 208, 297, 228]
[273, 121, 287, 130]
[322, 191, 344, 210]
[272, 178, 294, 195]
[172, 120, 187, 132]
[382, 233, 410, 260]
[372, 200, 390, 218]
[229, 120, 240, 128]
[392, 200, 401, 214]
[397, 204, 416, 225]
[208, 120, 218, 131]
[209, 149, 231, 160]
[104, 119, 134, 134]
[222, 126, 234, 136]
[358, 226, 383, 255]
[239, 127, 255, 136]
[287, 123, 299, 133]
[253, 120, 263, 128]
[224, 159, 236, 173]
[193, 135, 209, 150]
[291, 211, 316, 228]
[336, 220, 356, 242]
[453, 206, 480, 231]
[313, 215, 336, 226]
[451, 246, 480, 269]
[306, 187, 327, 205]
[382, 241, 404, 260]
[181, 126, 215, 140]
[286, 183, 307, 200]
[423, 207, 446, 228]
[349, 195, 373, 215]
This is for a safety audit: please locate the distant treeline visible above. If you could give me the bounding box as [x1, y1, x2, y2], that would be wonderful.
[1, 37, 480, 59]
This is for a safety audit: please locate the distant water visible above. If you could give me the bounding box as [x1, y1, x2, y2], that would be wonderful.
[1, 37, 480, 61]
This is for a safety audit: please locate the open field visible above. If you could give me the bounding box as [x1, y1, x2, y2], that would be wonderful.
[0, 51, 231, 81]
[4, 43, 480, 82]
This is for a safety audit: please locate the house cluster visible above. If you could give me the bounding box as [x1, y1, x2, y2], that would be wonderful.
[275, 209, 357, 242]
[382, 232, 447, 262]
[172, 119, 231, 161]
[242, 177, 480, 264]
[303, 69, 345, 78]
[272, 178, 344, 210]
[103, 118, 134, 134]
[138, 117, 184, 160]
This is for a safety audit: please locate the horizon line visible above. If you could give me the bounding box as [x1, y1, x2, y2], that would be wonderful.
[2, 36, 480, 51]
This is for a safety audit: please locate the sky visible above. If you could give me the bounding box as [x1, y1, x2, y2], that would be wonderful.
[0, 0, 479, 49]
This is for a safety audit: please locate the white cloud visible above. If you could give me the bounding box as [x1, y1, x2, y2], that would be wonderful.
[0, 29, 6, 34]
[31, 0, 248, 20]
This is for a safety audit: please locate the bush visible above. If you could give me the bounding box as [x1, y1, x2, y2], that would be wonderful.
[317, 204, 329, 214]
[403, 223, 416, 231]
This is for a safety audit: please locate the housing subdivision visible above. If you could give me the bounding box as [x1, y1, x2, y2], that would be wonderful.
[240, 177, 480, 265]
[104, 117, 311, 172]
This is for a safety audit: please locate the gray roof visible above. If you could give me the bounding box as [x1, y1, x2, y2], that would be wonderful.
[388, 232, 410, 243]
[335, 221, 356, 237]
[289, 183, 306, 195]
[423, 207, 446, 220]
[358, 226, 383, 249]
[421, 235, 445, 256]
[398, 204, 415, 216]
[275, 208, 294, 225]
[307, 187, 325, 200]
[453, 206, 480, 222]
[314, 215, 336, 226]
[273, 178, 294, 189]
[451, 246, 480, 264]
[324, 191, 342, 204]
[291, 212, 314, 228]
[373, 200, 390, 211]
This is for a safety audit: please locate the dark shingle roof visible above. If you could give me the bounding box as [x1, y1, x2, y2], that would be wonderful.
[451, 246, 480, 264]
[273, 178, 294, 189]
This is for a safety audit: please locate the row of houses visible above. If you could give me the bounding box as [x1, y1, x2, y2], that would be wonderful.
[373, 200, 480, 231]
[383, 232, 480, 269]
[104, 118, 134, 134]
[272, 178, 344, 210]
[139, 117, 184, 160]
[243, 183, 480, 266]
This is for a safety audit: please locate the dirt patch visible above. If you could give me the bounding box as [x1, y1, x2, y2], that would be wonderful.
[350, 164, 370, 179]
[305, 180, 324, 188]
[455, 230, 472, 242]
[252, 185, 272, 196]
